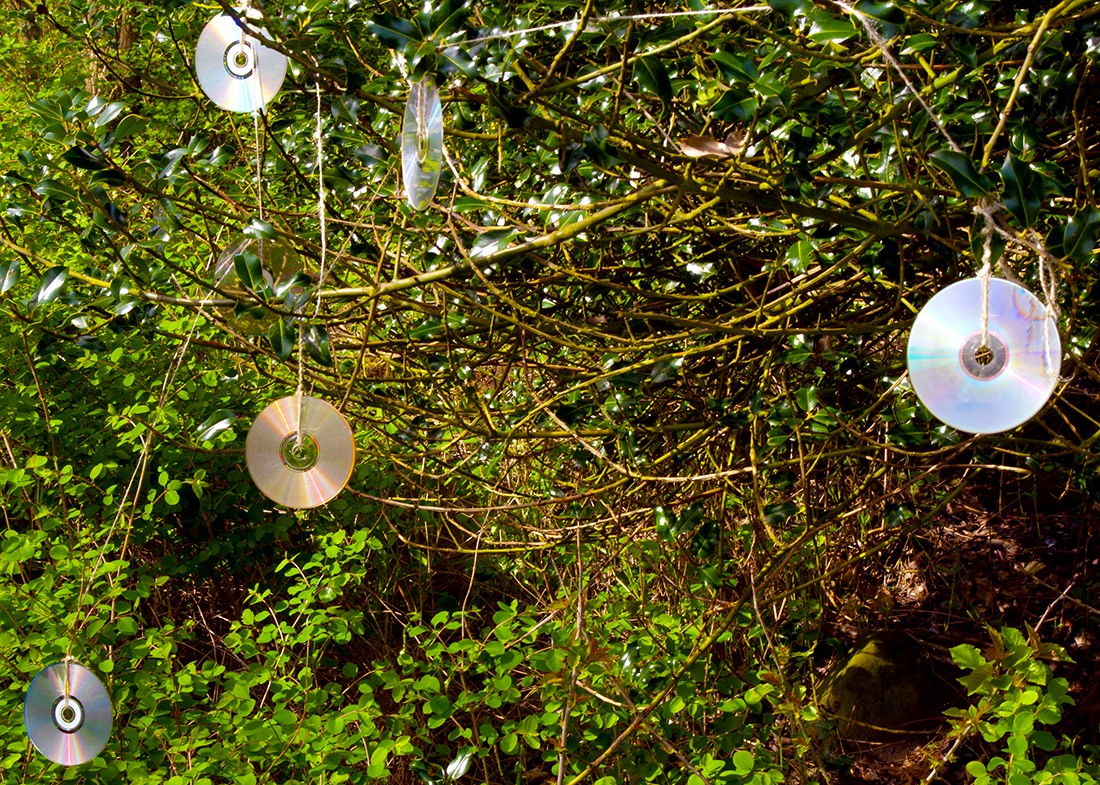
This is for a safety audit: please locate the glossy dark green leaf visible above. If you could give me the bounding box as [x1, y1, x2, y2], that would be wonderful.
[367, 13, 421, 51]
[95, 101, 125, 128]
[243, 218, 278, 239]
[62, 146, 107, 171]
[471, 228, 517, 259]
[807, 11, 857, 44]
[233, 251, 264, 292]
[267, 319, 297, 360]
[763, 501, 799, 525]
[304, 324, 333, 366]
[635, 57, 672, 106]
[929, 150, 993, 198]
[654, 506, 678, 541]
[999, 154, 1041, 227]
[196, 408, 236, 442]
[710, 52, 757, 83]
[429, 0, 472, 39]
[767, 0, 812, 16]
[0, 259, 18, 294]
[34, 178, 77, 203]
[34, 266, 68, 305]
[1047, 207, 1100, 263]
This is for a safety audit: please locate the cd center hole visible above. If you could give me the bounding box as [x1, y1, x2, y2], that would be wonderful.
[234, 51, 249, 68]
[60, 705, 76, 723]
[279, 433, 320, 472]
[973, 344, 995, 366]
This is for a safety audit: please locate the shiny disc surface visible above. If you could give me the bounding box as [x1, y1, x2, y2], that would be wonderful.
[195, 12, 287, 112]
[246, 396, 355, 508]
[401, 78, 444, 211]
[24, 662, 112, 766]
[214, 237, 301, 333]
[906, 277, 1060, 434]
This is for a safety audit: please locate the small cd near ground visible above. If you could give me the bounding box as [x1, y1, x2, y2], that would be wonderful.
[906, 277, 1060, 434]
[25, 662, 112, 766]
[195, 11, 287, 113]
[401, 78, 444, 211]
[246, 396, 355, 508]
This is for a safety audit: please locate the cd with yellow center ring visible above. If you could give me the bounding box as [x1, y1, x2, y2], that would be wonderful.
[906, 277, 1060, 434]
[24, 662, 112, 766]
[246, 396, 355, 508]
[195, 11, 287, 113]
[401, 78, 443, 211]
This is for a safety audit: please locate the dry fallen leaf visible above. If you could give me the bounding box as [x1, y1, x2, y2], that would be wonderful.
[678, 128, 747, 158]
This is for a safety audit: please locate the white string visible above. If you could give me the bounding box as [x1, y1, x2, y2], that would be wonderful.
[253, 109, 264, 221]
[461, 6, 772, 45]
[975, 201, 996, 348]
[1037, 243, 1060, 382]
[295, 80, 330, 449]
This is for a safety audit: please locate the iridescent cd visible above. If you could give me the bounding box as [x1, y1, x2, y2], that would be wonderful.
[214, 237, 301, 333]
[401, 78, 444, 211]
[246, 396, 355, 508]
[195, 11, 287, 113]
[24, 662, 112, 766]
[906, 277, 1060, 434]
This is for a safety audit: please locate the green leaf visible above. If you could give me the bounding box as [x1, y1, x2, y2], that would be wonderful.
[950, 643, 986, 669]
[635, 57, 672, 106]
[304, 324, 333, 366]
[267, 319, 297, 360]
[95, 101, 126, 128]
[444, 748, 473, 781]
[471, 228, 517, 259]
[807, 11, 858, 44]
[999, 154, 1041, 227]
[929, 150, 994, 198]
[767, 0, 812, 16]
[367, 13, 421, 51]
[196, 409, 236, 442]
[234, 251, 264, 292]
[785, 239, 814, 273]
[62, 146, 108, 171]
[0, 260, 19, 294]
[34, 266, 68, 305]
[733, 750, 755, 775]
[243, 219, 278, 240]
[429, 0, 472, 39]
[34, 178, 77, 203]
[710, 52, 758, 83]
[1047, 206, 1100, 263]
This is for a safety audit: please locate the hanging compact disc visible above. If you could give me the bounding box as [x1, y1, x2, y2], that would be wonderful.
[195, 11, 287, 112]
[246, 396, 355, 508]
[214, 237, 302, 333]
[24, 662, 112, 766]
[401, 78, 444, 211]
[906, 277, 1060, 434]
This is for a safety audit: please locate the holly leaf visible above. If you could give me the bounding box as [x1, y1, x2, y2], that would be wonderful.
[929, 150, 994, 198]
[999, 153, 1041, 227]
[367, 13, 421, 51]
[1047, 207, 1100, 263]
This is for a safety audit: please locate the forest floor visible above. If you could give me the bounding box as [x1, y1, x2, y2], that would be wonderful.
[829, 480, 1100, 784]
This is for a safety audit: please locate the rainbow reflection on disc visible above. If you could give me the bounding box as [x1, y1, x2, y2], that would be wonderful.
[401, 78, 443, 211]
[24, 662, 112, 766]
[246, 396, 355, 508]
[906, 277, 1060, 434]
[195, 11, 287, 113]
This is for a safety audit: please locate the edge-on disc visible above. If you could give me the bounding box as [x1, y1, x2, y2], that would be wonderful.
[906, 277, 1060, 434]
[24, 662, 112, 766]
[195, 11, 287, 113]
[214, 237, 301, 333]
[401, 78, 444, 211]
[246, 396, 355, 508]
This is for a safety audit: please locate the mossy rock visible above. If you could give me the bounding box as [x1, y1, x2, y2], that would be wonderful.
[820, 632, 958, 742]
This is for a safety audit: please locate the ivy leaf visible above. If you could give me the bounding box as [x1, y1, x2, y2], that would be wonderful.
[999, 154, 1041, 227]
[635, 57, 672, 107]
[0, 259, 19, 294]
[267, 319, 297, 360]
[367, 13, 421, 51]
[1047, 207, 1100, 263]
[929, 150, 994, 198]
[34, 266, 68, 305]
[304, 324, 333, 366]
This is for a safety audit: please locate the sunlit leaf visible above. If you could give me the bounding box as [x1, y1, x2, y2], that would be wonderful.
[34, 266, 68, 305]
[999, 154, 1041, 227]
[929, 150, 993, 198]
